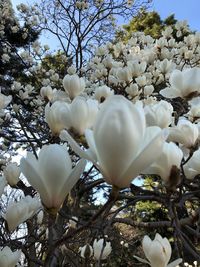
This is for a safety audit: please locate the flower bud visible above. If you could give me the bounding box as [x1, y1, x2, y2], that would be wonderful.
[93, 238, 112, 260]
[63, 74, 85, 100]
[3, 163, 20, 186]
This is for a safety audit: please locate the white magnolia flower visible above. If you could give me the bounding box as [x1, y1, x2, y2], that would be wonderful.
[40, 85, 53, 101]
[125, 83, 140, 97]
[117, 66, 132, 82]
[143, 142, 183, 183]
[157, 59, 175, 74]
[63, 74, 85, 99]
[144, 85, 154, 96]
[60, 95, 167, 188]
[20, 144, 86, 211]
[45, 101, 71, 135]
[183, 148, 200, 179]
[135, 75, 147, 87]
[3, 163, 20, 186]
[93, 239, 112, 260]
[0, 92, 12, 109]
[160, 68, 200, 99]
[144, 100, 173, 128]
[168, 118, 199, 148]
[187, 97, 200, 121]
[79, 244, 93, 258]
[68, 97, 99, 135]
[0, 246, 21, 267]
[5, 196, 41, 232]
[0, 175, 7, 197]
[135, 233, 182, 267]
[94, 85, 114, 102]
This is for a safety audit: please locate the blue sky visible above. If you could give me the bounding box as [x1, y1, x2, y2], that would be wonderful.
[151, 0, 200, 31]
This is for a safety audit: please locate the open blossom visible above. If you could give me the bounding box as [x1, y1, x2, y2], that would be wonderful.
[183, 148, 200, 179]
[135, 234, 182, 267]
[20, 144, 86, 211]
[141, 234, 182, 267]
[60, 95, 167, 188]
[143, 142, 183, 184]
[0, 92, 12, 109]
[93, 239, 112, 260]
[3, 163, 20, 186]
[160, 67, 200, 99]
[167, 118, 199, 148]
[94, 85, 114, 103]
[63, 74, 85, 99]
[0, 246, 21, 267]
[5, 196, 41, 232]
[144, 100, 173, 128]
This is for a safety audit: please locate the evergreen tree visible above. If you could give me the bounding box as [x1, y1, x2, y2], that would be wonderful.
[0, 0, 40, 91]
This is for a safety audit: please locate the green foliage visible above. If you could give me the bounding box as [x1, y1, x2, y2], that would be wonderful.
[41, 50, 72, 77]
[116, 9, 180, 41]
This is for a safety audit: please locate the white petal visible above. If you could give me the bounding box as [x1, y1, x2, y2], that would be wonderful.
[58, 159, 86, 206]
[134, 256, 150, 265]
[20, 154, 52, 207]
[120, 127, 167, 188]
[160, 87, 181, 98]
[60, 130, 94, 161]
[85, 129, 98, 161]
[167, 258, 182, 267]
[142, 235, 152, 261]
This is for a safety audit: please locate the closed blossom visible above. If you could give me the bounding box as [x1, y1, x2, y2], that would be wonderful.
[63, 74, 85, 99]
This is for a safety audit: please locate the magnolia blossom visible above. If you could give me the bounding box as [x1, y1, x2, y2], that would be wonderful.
[79, 244, 93, 258]
[0, 92, 12, 109]
[144, 100, 173, 128]
[116, 66, 132, 82]
[0, 176, 7, 197]
[135, 233, 182, 267]
[3, 163, 20, 186]
[45, 101, 71, 135]
[63, 74, 85, 99]
[60, 95, 167, 188]
[160, 67, 200, 99]
[93, 239, 112, 260]
[0, 246, 21, 267]
[144, 85, 154, 96]
[167, 118, 199, 148]
[187, 97, 200, 121]
[183, 148, 200, 179]
[94, 85, 114, 102]
[68, 97, 99, 135]
[5, 196, 41, 232]
[20, 144, 86, 211]
[143, 142, 183, 183]
[40, 85, 53, 101]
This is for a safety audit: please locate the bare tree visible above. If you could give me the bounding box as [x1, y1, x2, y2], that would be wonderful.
[34, 0, 152, 69]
